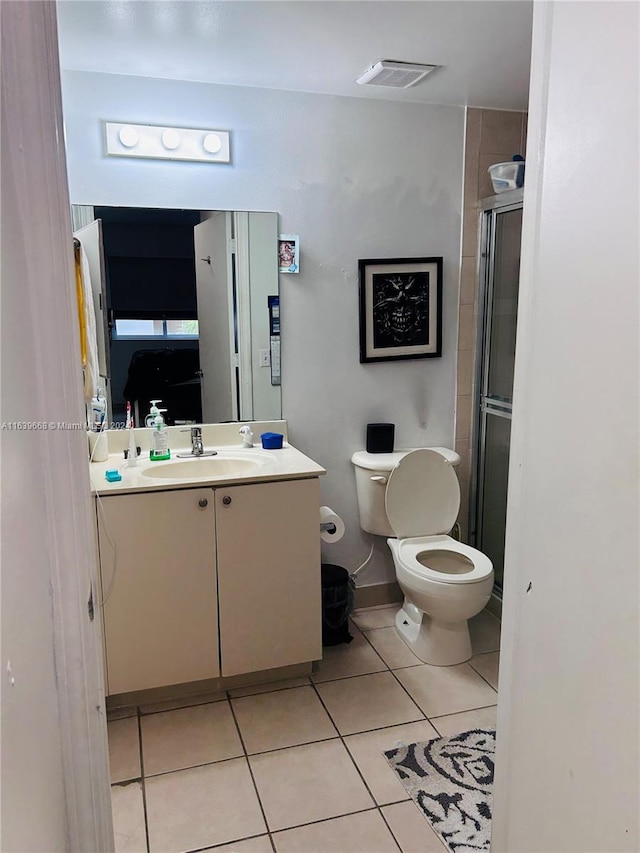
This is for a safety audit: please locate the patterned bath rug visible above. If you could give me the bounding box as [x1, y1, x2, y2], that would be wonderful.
[384, 729, 495, 853]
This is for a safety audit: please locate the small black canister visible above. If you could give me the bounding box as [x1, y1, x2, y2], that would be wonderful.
[366, 422, 395, 454]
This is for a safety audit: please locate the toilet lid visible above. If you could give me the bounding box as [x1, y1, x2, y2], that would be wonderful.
[385, 449, 460, 539]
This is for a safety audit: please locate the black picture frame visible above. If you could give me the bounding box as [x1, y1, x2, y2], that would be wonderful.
[358, 257, 443, 363]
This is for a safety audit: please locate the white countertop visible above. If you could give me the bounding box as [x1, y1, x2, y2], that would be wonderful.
[90, 441, 326, 496]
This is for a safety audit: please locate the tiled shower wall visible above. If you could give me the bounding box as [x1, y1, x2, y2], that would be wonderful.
[456, 108, 527, 542]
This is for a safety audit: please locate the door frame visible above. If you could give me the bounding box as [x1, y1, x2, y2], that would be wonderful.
[1, 2, 114, 850]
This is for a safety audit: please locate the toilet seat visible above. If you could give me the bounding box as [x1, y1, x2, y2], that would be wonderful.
[392, 535, 493, 585]
[385, 449, 493, 585]
[385, 448, 461, 538]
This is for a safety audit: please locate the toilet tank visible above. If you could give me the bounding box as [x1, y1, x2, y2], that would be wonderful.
[350, 448, 461, 537]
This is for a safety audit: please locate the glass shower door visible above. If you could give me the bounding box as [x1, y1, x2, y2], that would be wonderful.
[472, 200, 522, 592]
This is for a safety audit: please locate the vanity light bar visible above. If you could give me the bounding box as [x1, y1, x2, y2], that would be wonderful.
[104, 122, 231, 163]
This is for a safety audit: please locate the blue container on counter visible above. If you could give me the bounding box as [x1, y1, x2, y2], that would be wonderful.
[261, 432, 284, 449]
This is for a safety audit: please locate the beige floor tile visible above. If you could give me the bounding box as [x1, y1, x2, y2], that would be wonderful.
[431, 704, 498, 738]
[469, 609, 501, 654]
[469, 651, 500, 689]
[232, 685, 337, 753]
[351, 605, 399, 631]
[111, 781, 147, 853]
[146, 758, 266, 852]
[364, 626, 423, 669]
[228, 676, 310, 698]
[395, 663, 497, 718]
[382, 801, 447, 852]
[273, 809, 399, 852]
[249, 739, 374, 832]
[108, 717, 141, 783]
[203, 836, 273, 852]
[139, 689, 227, 715]
[315, 671, 424, 735]
[311, 631, 387, 683]
[344, 719, 439, 805]
[141, 701, 243, 776]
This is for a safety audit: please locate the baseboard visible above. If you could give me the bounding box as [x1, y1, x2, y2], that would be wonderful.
[485, 590, 503, 621]
[106, 661, 313, 709]
[353, 581, 403, 610]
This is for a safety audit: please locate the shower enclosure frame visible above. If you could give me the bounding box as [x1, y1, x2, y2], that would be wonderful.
[469, 188, 523, 598]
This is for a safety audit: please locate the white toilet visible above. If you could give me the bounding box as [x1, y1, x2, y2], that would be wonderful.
[351, 448, 494, 666]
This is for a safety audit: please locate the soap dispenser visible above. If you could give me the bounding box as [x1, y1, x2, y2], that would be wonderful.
[145, 400, 162, 428]
[149, 407, 171, 461]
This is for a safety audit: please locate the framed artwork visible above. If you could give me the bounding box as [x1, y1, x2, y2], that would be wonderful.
[358, 257, 442, 362]
[278, 234, 299, 273]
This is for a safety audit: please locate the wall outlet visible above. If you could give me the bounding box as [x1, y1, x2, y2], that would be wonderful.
[259, 349, 271, 367]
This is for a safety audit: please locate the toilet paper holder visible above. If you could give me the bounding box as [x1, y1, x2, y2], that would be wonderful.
[319, 506, 345, 543]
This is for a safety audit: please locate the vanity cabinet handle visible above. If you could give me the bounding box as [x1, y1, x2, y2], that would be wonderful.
[198, 498, 208, 508]
[222, 495, 232, 506]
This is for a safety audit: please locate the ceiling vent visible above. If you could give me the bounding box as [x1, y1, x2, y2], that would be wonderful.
[356, 59, 438, 89]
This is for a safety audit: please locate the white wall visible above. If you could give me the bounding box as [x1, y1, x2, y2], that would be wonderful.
[492, 2, 639, 850]
[1, 4, 113, 850]
[61, 71, 465, 585]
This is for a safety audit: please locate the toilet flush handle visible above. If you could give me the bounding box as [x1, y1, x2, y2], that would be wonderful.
[370, 475, 387, 485]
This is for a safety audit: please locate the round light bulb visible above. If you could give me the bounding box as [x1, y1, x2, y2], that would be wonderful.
[162, 129, 181, 150]
[203, 133, 222, 154]
[118, 126, 139, 148]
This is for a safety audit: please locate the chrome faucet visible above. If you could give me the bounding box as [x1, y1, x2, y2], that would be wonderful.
[177, 426, 217, 458]
[189, 427, 204, 456]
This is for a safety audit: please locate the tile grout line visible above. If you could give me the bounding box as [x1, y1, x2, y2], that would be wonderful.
[309, 670, 403, 852]
[377, 804, 416, 853]
[227, 676, 312, 700]
[181, 831, 275, 853]
[136, 706, 151, 853]
[429, 702, 499, 737]
[468, 670, 499, 693]
[271, 807, 395, 845]
[467, 653, 500, 693]
[225, 693, 277, 853]
[315, 628, 429, 734]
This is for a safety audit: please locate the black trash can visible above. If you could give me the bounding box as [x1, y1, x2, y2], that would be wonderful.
[321, 563, 354, 646]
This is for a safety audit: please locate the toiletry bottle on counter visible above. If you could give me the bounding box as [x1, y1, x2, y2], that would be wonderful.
[145, 399, 162, 427]
[125, 400, 138, 467]
[149, 408, 170, 461]
[90, 390, 107, 432]
[88, 429, 109, 462]
[88, 389, 108, 462]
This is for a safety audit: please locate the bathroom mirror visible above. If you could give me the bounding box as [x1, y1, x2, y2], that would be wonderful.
[72, 205, 281, 426]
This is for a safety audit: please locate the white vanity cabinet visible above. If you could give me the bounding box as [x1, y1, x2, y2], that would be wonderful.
[96, 477, 321, 695]
[97, 488, 219, 695]
[215, 477, 321, 677]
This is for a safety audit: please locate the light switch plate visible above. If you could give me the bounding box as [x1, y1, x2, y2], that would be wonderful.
[259, 349, 271, 367]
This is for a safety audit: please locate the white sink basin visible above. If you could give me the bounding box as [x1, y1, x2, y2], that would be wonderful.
[141, 454, 270, 480]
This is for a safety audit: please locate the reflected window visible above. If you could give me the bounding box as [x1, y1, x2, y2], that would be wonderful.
[114, 318, 199, 339]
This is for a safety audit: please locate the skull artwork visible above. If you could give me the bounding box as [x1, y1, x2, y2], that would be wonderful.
[372, 272, 430, 349]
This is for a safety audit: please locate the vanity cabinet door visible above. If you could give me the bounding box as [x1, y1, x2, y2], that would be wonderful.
[97, 489, 219, 695]
[216, 478, 322, 676]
